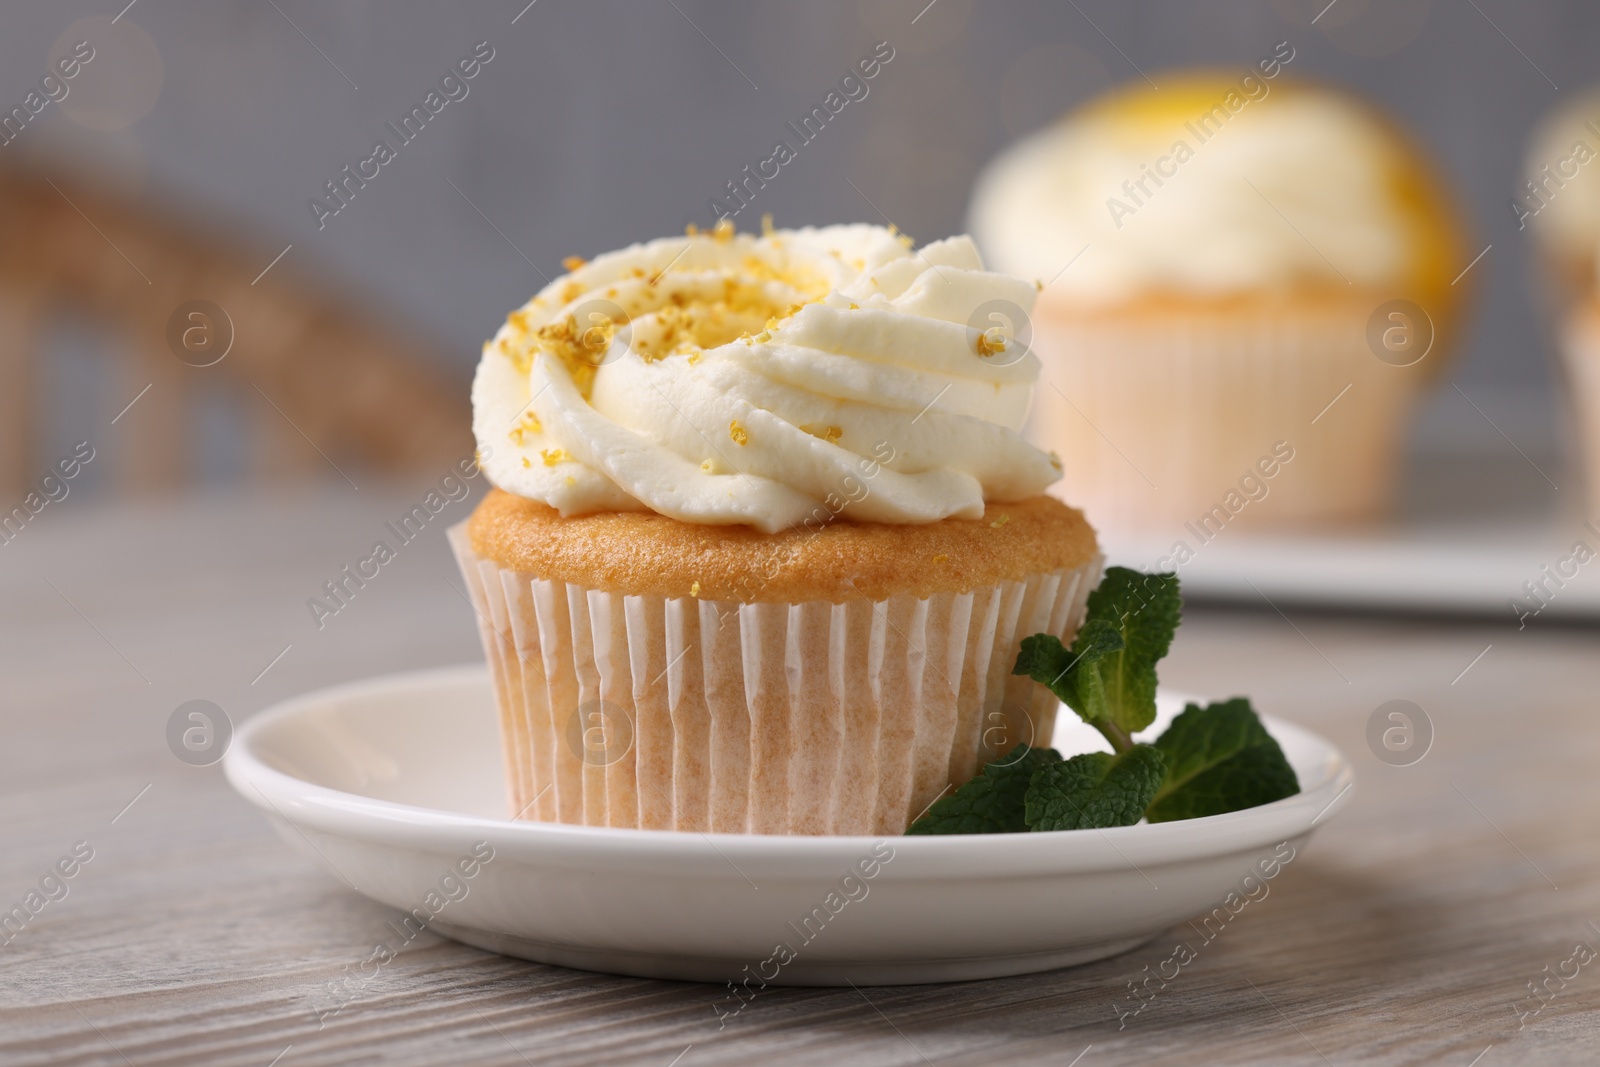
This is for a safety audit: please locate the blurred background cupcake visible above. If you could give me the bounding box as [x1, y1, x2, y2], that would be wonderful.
[969, 69, 1470, 538]
[1524, 87, 1600, 512]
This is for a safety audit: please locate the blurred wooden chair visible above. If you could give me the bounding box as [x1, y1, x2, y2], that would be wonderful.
[0, 163, 470, 494]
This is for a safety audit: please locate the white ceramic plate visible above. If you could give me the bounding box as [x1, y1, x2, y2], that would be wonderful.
[225, 665, 1353, 986]
[1108, 516, 1600, 620]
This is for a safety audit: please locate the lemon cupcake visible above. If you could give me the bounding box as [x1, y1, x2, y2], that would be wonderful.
[1523, 88, 1600, 510]
[452, 224, 1102, 835]
[968, 72, 1468, 534]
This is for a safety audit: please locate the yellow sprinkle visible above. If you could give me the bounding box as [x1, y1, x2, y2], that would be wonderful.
[562, 256, 586, 272]
[761, 212, 775, 236]
[933, 553, 949, 563]
[700, 458, 715, 473]
[541, 448, 571, 466]
[848, 302, 859, 310]
[975, 330, 1008, 358]
[1048, 451, 1063, 471]
[687, 351, 703, 365]
[685, 222, 700, 236]
[712, 218, 735, 242]
[1035, 279, 1045, 292]
[508, 408, 544, 445]
[690, 580, 701, 598]
[729, 420, 749, 446]
[765, 316, 779, 332]
[521, 456, 531, 468]
[990, 514, 1010, 528]
[751, 330, 771, 344]
[564, 475, 576, 485]
[802, 424, 843, 443]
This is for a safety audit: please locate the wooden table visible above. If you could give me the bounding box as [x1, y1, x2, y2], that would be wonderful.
[2, 485, 1597, 1066]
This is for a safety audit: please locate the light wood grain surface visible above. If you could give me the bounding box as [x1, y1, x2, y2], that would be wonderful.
[2, 485, 1597, 1066]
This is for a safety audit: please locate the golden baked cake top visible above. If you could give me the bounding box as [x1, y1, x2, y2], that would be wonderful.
[468, 488, 1096, 603]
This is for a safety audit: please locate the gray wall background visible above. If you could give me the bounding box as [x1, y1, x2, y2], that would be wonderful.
[3, 0, 1592, 463]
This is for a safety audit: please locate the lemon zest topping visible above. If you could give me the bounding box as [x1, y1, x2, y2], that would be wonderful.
[508, 410, 543, 444]
[802, 424, 843, 443]
[975, 330, 1008, 358]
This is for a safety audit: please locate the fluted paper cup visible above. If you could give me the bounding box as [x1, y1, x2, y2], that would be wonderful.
[449, 523, 1101, 835]
[1029, 293, 1434, 535]
[1561, 304, 1600, 512]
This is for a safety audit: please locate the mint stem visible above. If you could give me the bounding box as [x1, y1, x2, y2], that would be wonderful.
[1096, 721, 1134, 755]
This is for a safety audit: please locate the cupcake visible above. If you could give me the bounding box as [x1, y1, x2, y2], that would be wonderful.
[452, 223, 1102, 835]
[1523, 88, 1600, 511]
[968, 72, 1469, 535]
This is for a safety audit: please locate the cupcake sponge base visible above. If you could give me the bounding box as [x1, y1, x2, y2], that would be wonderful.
[451, 496, 1101, 835]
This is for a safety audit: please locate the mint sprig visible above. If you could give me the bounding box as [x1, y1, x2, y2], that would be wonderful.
[908, 568, 1299, 835]
[1015, 567, 1180, 750]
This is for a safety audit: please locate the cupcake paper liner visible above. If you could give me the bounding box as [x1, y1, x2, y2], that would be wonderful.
[1561, 310, 1600, 512]
[1029, 297, 1429, 534]
[449, 523, 1102, 835]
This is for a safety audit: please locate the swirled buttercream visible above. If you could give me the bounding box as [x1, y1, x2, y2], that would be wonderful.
[471, 224, 1060, 532]
[969, 75, 1460, 303]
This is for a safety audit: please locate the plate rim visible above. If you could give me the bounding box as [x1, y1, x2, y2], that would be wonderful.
[225, 663, 1354, 874]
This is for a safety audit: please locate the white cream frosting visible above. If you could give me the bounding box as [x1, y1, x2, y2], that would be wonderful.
[471, 224, 1060, 533]
[969, 87, 1420, 301]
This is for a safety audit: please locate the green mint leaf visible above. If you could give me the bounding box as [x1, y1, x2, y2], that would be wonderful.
[1145, 698, 1300, 822]
[1079, 567, 1181, 734]
[906, 744, 1062, 835]
[1023, 745, 1166, 831]
[1013, 623, 1123, 718]
[1012, 567, 1180, 735]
